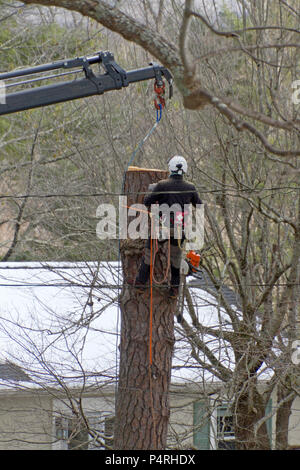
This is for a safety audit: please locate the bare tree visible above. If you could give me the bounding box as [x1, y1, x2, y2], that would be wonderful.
[1, 0, 299, 451]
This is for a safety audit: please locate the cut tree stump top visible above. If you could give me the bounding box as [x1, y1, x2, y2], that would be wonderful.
[125, 166, 168, 206]
[128, 166, 168, 173]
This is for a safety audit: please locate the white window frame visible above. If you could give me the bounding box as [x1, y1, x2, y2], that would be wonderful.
[210, 403, 235, 450]
[87, 412, 111, 450]
[53, 412, 114, 450]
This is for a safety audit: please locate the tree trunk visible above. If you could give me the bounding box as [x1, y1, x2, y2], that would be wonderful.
[275, 380, 294, 450]
[234, 384, 271, 450]
[114, 166, 176, 450]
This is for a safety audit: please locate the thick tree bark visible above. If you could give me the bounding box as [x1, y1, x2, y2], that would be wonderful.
[114, 167, 176, 450]
[275, 380, 295, 450]
[234, 385, 271, 450]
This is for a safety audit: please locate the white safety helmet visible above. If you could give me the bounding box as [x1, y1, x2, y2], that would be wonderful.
[168, 155, 187, 175]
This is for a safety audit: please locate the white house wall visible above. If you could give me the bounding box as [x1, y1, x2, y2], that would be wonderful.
[0, 393, 53, 450]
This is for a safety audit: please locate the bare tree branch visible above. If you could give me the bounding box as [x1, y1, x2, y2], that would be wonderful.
[17, 0, 300, 157]
[189, 9, 300, 36]
[179, 0, 196, 84]
[196, 42, 300, 62]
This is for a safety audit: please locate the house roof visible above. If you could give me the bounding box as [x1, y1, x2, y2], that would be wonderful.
[0, 361, 31, 383]
[189, 270, 242, 311]
[0, 261, 239, 391]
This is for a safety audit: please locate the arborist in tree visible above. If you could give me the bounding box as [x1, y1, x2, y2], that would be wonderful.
[130, 156, 202, 298]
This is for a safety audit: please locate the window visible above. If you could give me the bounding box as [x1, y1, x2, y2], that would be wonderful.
[55, 415, 89, 450]
[104, 416, 115, 449]
[88, 413, 115, 450]
[194, 399, 273, 450]
[55, 416, 68, 442]
[216, 407, 235, 450]
[68, 417, 89, 450]
[54, 413, 115, 450]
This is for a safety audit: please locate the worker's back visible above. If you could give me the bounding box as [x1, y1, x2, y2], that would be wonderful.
[144, 174, 202, 209]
